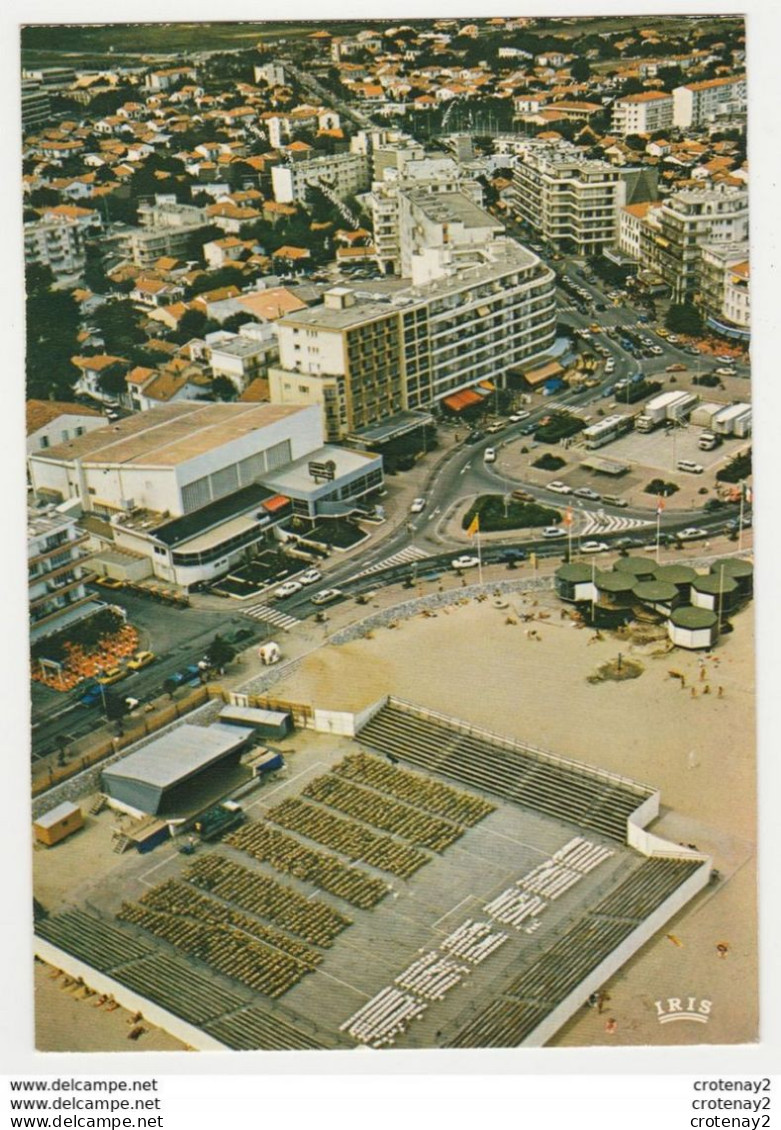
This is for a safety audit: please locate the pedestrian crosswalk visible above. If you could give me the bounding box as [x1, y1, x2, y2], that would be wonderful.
[578, 511, 653, 536]
[350, 545, 429, 581]
[242, 602, 300, 631]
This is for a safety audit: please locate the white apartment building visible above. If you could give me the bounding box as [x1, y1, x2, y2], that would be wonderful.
[269, 238, 556, 441]
[611, 91, 674, 136]
[271, 152, 371, 205]
[117, 197, 209, 269]
[369, 162, 490, 275]
[698, 242, 750, 341]
[28, 508, 94, 642]
[638, 184, 749, 303]
[29, 401, 337, 587]
[24, 215, 85, 276]
[208, 323, 279, 392]
[673, 74, 747, 128]
[618, 201, 661, 260]
[510, 140, 625, 256]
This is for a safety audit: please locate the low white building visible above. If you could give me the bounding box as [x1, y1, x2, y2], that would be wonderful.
[271, 152, 370, 205]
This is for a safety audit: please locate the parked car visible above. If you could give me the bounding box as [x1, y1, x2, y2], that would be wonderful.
[95, 574, 124, 589]
[541, 527, 566, 538]
[127, 650, 156, 671]
[170, 665, 201, 687]
[601, 494, 628, 508]
[677, 460, 704, 475]
[511, 489, 534, 503]
[666, 363, 687, 372]
[463, 430, 485, 445]
[502, 548, 527, 563]
[509, 411, 531, 423]
[299, 568, 322, 585]
[275, 580, 302, 599]
[483, 447, 497, 464]
[78, 683, 104, 708]
[451, 555, 480, 570]
[574, 486, 601, 500]
[580, 540, 609, 554]
[715, 366, 736, 377]
[95, 665, 128, 686]
[409, 497, 426, 514]
[677, 527, 708, 541]
[310, 588, 343, 606]
[547, 480, 572, 494]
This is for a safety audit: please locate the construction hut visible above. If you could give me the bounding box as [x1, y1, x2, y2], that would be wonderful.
[631, 579, 681, 616]
[101, 723, 254, 817]
[613, 555, 658, 582]
[219, 704, 292, 740]
[33, 802, 84, 847]
[667, 606, 719, 650]
[594, 569, 637, 608]
[690, 572, 740, 615]
[555, 563, 596, 603]
[652, 563, 697, 601]
[712, 557, 753, 598]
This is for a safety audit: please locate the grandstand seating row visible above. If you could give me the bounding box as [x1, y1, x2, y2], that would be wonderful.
[186, 854, 352, 947]
[226, 821, 389, 909]
[358, 702, 648, 842]
[304, 772, 464, 853]
[266, 796, 427, 880]
[334, 752, 495, 826]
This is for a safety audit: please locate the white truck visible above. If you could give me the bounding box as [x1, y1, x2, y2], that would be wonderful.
[635, 390, 698, 433]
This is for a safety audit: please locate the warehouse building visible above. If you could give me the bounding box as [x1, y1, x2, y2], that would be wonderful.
[101, 724, 254, 817]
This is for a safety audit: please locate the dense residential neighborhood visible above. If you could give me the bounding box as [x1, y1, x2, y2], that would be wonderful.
[22, 16, 759, 1060]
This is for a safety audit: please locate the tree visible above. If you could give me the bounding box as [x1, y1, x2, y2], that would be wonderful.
[665, 302, 703, 336]
[171, 307, 207, 344]
[570, 57, 591, 83]
[25, 263, 81, 400]
[162, 677, 178, 700]
[97, 363, 128, 398]
[204, 634, 236, 673]
[92, 300, 146, 355]
[210, 376, 239, 402]
[83, 240, 110, 294]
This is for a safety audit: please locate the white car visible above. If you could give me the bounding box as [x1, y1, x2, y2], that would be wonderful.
[542, 527, 566, 538]
[715, 367, 736, 377]
[410, 497, 426, 514]
[677, 527, 708, 541]
[547, 480, 572, 494]
[604, 359, 616, 373]
[451, 555, 480, 570]
[650, 345, 664, 355]
[581, 540, 609, 554]
[275, 580, 302, 599]
[310, 588, 343, 605]
[299, 568, 322, 585]
[483, 447, 497, 464]
[509, 411, 531, 423]
[574, 486, 601, 500]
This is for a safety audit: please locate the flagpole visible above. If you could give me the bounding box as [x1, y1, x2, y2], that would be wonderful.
[477, 526, 483, 585]
[738, 486, 744, 552]
[655, 506, 661, 564]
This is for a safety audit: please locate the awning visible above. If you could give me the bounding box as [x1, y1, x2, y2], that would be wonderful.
[442, 388, 484, 412]
[262, 494, 291, 513]
[521, 360, 564, 386]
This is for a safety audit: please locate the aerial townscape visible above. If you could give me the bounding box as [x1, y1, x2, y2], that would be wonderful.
[23, 14, 756, 1055]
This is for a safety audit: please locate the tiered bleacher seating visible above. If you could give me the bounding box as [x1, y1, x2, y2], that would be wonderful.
[204, 1006, 326, 1051]
[226, 822, 389, 909]
[186, 855, 352, 947]
[266, 797, 427, 879]
[334, 752, 495, 825]
[447, 857, 703, 1047]
[304, 773, 463, 852]
[359, 701, 649, 842]
[113, 953, 247, 1028]
[35, 909, 153, 971]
